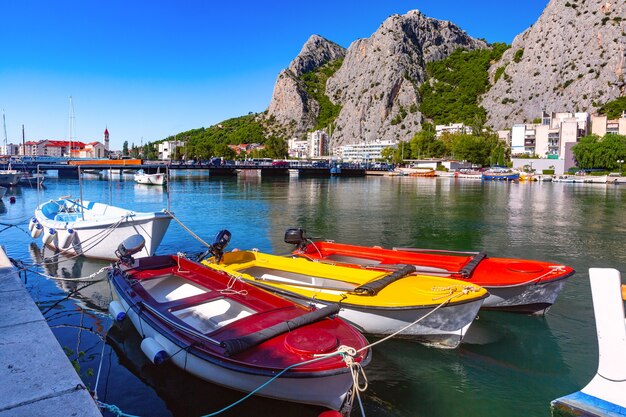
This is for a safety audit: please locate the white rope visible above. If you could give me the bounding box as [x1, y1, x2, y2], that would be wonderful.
[165, 210, 212, 249]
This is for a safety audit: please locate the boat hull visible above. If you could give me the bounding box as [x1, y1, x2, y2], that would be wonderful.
[0, 171, 20, 186]
[482, 278, 567, 314]
[109, 255, 370, 411]
[34, 200, 171, 260]
[258, 285, 482, 348]
[202, 251, 488, 348]
[114, 290, 356, 411]
[135, 173, 165, 185]
[293, 241, 574, 314]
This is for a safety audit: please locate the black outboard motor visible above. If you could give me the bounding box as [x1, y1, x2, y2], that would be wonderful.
[115, 235, 146, 265]
[195, 229, 231, 263]
[209, 229, 231, 263]
[284, 228, 307, 248]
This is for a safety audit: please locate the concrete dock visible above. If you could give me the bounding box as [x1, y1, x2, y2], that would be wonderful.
[0, 247, 102, 417]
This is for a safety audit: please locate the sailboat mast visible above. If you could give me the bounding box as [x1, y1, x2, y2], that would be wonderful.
[2, 110, 7, 152]
[68, 96, 75, 158]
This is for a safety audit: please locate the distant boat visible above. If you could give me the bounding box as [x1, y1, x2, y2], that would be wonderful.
[0, 170, 19, 186]
[134, 169, 166, 186]
[397, 167, 436, 177]
[552, 175, 575, 183]
[31, 197, 172, 260]
[482, 168, 520, 181]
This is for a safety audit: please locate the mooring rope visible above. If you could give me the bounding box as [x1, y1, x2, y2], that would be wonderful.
[165, 210, 212, 249]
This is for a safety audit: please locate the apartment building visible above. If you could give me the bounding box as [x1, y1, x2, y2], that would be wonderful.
[590, 114, 626, 136]
[339, 139, 397, 162]
[510, 111, 589, 157]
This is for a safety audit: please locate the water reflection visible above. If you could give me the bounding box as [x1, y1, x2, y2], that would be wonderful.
[28, 243, 112, 312]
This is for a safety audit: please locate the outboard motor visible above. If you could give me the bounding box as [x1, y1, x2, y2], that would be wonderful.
[115, 235, 146, 265]
[209, 229, 231, 263]
[284, 228, 307, 248]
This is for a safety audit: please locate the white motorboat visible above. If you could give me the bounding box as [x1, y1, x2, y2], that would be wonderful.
[0, 169, 20, 186]
[134, 169, 166, 186]
[32, 198, 172, 260]
[551, 268, 626, 416]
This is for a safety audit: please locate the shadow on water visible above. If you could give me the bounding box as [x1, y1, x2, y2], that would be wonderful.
[105, 320, 327, 417]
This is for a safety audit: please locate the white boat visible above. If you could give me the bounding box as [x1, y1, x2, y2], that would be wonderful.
[551, 268, 626, 416]
[0, 186, 6, 199]
[134, 169, 166, 186]
[552, 175, 575, 183]
[0, 169, 20, 186]
[32, 198, 172, 260]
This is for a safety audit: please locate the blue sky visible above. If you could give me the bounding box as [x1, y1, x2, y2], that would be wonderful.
[0, 0, 548, 151]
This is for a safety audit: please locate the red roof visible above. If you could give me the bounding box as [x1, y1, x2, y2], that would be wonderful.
[104, 128, 109, 135]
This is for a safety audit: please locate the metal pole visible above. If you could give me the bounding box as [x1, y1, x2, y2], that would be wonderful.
[109, 167, 112, 206]
[166, 165, 170, 212]
[78, 166, 85, 220]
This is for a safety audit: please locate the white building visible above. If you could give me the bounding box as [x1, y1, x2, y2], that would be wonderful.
[308, 130, 328, 158]
[435, 123, 472, 138]
[158, 140, 185, 160]
[1, 143, 20, 156]
[287, 138, 309, 159]
[591, 114, 626, 136]
[339, 139, 398, 162]
[510, 111, 589, 157]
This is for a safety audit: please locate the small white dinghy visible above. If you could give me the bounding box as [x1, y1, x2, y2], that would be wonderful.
[134, 169, 166, 186]
[551, 268, 626, 416]
[32, 197, 172, 260]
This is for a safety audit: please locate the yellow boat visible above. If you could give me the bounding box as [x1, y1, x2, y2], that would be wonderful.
[201, 235, 488, 348]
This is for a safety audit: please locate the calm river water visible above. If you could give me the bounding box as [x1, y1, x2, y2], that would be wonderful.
[1, 171, 625, 417]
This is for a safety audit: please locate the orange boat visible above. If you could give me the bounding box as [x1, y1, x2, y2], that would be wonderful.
[285, 228, 575, 315]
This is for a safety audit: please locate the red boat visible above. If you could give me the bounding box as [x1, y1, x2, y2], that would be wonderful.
[108, 235, 370, 412]
[285, 228, 575, 315]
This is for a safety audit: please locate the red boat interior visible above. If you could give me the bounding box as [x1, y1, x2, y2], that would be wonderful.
[113, 255, 369, 372]
[296, 241, 575, 287]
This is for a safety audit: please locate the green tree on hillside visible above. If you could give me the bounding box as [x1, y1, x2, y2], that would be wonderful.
[122, 141, 129, 156]
[418, 43, 509, 125]
[597, 97, 626, 119]
[409, 122, 447, 158]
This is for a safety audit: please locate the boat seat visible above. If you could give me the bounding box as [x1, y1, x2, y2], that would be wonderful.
[54, 213, 80, 222]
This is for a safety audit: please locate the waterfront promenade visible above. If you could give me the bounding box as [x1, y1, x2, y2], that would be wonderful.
[0, 247, 102, 417]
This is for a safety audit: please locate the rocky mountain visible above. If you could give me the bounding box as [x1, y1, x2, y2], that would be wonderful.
[267, 10, 486, 144]
[482, 0, 626, 129]
[267, 35, 346, 137]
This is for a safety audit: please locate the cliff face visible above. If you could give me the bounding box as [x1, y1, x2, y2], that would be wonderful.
[482, 0, 626, 129]
[267, 35, 345, 136]
[326, 10, 486, 146]
[267, 10, 486, 142]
